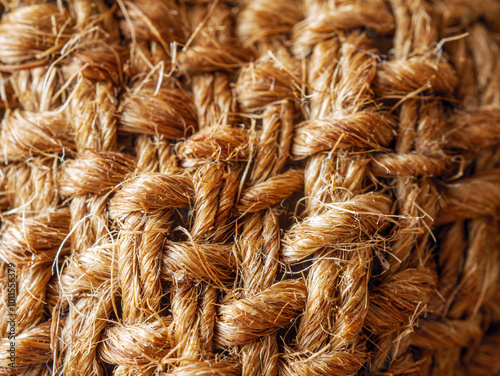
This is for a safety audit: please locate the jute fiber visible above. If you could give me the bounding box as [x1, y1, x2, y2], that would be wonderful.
[0, 0, 499, 375]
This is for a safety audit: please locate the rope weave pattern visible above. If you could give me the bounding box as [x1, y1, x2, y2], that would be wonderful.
[0, 0, 499, 375]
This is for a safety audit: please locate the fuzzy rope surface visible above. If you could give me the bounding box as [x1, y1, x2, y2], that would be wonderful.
[0, 0, 499, 375]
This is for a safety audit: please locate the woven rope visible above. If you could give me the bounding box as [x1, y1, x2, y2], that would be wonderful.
[0, 0, 499, 375]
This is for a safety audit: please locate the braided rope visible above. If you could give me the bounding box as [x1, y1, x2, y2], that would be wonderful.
[0, 1, 499, 375]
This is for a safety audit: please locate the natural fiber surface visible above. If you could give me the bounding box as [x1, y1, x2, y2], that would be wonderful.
[0, 0, 499, 375]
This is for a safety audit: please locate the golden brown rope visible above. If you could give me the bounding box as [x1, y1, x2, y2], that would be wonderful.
[0, 1, 499, 375]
